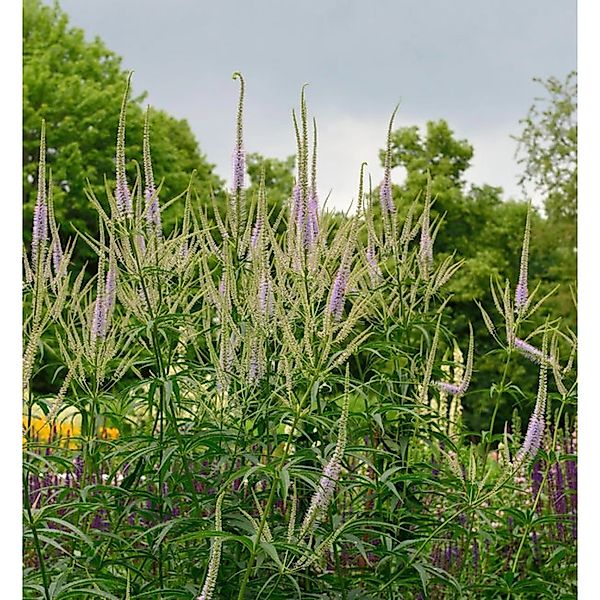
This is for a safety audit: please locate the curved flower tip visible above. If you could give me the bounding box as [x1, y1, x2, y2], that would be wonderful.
[514, 337, 555, 367]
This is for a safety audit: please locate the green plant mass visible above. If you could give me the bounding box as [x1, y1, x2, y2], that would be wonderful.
[22, 2, 577, 599]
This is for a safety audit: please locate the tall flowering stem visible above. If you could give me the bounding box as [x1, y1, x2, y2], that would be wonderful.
[289, 86, 319, 268]
[328, 163, 366, 321]
[115, 73, 133, 218]
[230, 72, 246, 239]
[143, 106, 162, 236]
[32, 120, 48, 269]
[380, 105, 399, 248]
[515, 202, 531, 314]
[46, 171, 63, 279]
[305, 117, 320, 251]
[299, 367, 351, 538]
[418, 174, 434, 277]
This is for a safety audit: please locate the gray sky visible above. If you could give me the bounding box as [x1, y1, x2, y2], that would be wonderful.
[47, 0, 576, 210]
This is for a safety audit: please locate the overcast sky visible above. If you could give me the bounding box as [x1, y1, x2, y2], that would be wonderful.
[45, 0, 576, 210]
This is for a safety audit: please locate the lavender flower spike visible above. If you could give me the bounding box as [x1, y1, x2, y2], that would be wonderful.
[115, 73, 132, 218]
[305, 188, 319, 248]
[47, 174, 63, 277]
[515, 338, 548, 464]
[379, 172, 394, 215]
[143, 106, 162, 235]
[104, 261, 117, 314]
[419, 175, 434, 275]
[32, 120, 48, 266]
[231, 72, 246, 194]
[366, 237, 382, 285]
[514, 337, 553, 366]
[304, 117, 320, 248]
[515, 203, 531, 313]
[232, 142, 245, 194]
[329, 265, 350, 321]
[379, 105, 399, 217]
[91, 294, 106, 342]
[258, 273, 272, 318]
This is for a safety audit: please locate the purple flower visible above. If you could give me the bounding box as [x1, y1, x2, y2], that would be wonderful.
[300, 454, 342, 537]
[143, 108, 162, 235]
[515, 278, 528, 313]
[74, 455, 84, 480]
[145, 185, 161, 232]
[515, 359, 547, 463]
[329, 266, 349, 321]
[550, 461, 568, 539]
[51, 236, 63, 276]
[419, 179, 434, 273]
[515, 205, 531, 313]
[258, 274, 272, 318]
[379, 171, 394, 216]
[315, 458, 342, 510]
[472, 539, 479, 572]
[31, 122, 48, 267]
[514, 338, 548, 365]
[434, 381, 462, 396]
[32, 199, 48, 263]
[91, 293, 106, 341]
[115, 178, 131, 217]
[366, 240, 382, 285]
[247, 339, 264, 385]
[232, 143, 245, 193]
[104, 264, 117, 313]
[115, 75, 133, 217]
[516, 411, 545, 463]
[250, 215, 262, 249]
[380, 106, 398, 218]
[565, 457, 577, 537]
[290, 183, 302, 231]
[306, 189, 320, 245]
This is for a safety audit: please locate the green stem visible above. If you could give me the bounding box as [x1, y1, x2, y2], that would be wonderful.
[484, 349, 512, 460]
[23, 473, 51, 600]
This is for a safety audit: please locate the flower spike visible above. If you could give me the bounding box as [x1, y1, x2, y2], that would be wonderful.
[115, 72, 133, 217]
[515, 202, 532, 314]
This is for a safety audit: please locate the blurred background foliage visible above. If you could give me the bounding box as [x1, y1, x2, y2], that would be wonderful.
[22, 0, 576, 434]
